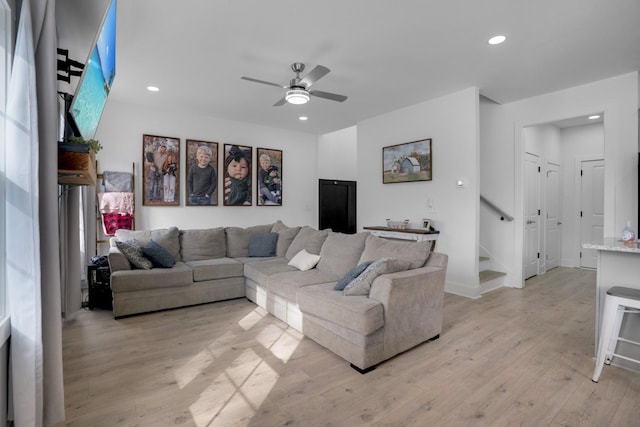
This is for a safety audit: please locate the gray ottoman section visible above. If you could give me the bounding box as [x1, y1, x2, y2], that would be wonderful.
[297, 282, 384, 336]
[267, 270, 338, 302]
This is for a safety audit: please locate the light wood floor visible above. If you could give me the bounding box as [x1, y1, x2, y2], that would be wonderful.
[57, 267, 640, 426]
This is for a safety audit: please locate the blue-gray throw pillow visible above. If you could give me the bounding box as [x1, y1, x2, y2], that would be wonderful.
[115, 239, 153, 270]
[248, 232, 279, 257]
[142, 239, 176, 268]
[333, 261, 374, 291]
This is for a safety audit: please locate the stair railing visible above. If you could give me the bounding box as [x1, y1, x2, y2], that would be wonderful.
[480, 195, 514, 222]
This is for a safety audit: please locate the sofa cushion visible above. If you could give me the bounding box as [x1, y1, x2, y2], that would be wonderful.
[116, 227, 181, 262]
[180, 227, 226, 262]
[115, 240, 153, 270]
[142, 239, 176, 268]
[333, 261, 375, 291]
[271, 221, 301, 257]
[267, 269, 339, 302]
[243, 258, 296, 286]
[225, 224, 274, 257]
[185, 258, 244, 282]
[297, 283, 384, 336]
[343, 258, 413, 296]
[288, 249, 321, 271]
[110, 262, 193, 292]
[359, 234, 431, 269]
[317, 232, 368, 278]
[285, 226, 330, 260]
[248, 232, 278, 257]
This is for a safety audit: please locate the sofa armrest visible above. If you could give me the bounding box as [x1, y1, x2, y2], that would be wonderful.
[369, 264, 447, 357]
[107, 244, 131, 272]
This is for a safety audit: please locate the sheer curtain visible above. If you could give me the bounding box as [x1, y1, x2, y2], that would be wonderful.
[6, 0, 64, 425]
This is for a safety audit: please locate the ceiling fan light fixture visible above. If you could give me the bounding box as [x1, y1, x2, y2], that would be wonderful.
[285, 88, 310, 105]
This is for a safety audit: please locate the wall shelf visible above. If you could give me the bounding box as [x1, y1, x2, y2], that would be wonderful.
[58, 149, 97, 186]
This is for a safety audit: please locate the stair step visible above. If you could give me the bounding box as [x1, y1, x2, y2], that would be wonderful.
[479, 256, 489, 262]
[479, 269, 506, 283]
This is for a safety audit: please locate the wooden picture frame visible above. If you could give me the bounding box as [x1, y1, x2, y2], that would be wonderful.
[142, 134, 180, 206]
[185, 139, 218, 206]
[256, 147, 282, 206]
[223, 144, 253, 206]
[382, 138, 432, 184]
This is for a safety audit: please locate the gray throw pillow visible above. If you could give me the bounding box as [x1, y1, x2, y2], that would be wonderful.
[115, 239, 153, 270]
[285, 226, 330, 260]
[334, 261, 374, 291]
[142, 239, 176, 268]
[248, 233, 279, 257]
[343, 258, 412, 296]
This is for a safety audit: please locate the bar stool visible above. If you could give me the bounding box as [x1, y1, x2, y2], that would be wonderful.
[592, 286, 640, 382]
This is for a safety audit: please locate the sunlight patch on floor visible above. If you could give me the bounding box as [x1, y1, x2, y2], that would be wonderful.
[238, 307, 267, 331]
[190, 348, 280, 427]
[175, 330, 237, 389]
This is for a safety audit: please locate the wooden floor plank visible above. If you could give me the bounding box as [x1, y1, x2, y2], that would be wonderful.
[55, 267, 640, 426]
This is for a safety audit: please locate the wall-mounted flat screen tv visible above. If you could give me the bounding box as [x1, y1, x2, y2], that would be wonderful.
[69, 0, 117, 140]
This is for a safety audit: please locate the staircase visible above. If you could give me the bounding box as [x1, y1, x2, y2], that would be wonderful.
[479, 255, 506, 294]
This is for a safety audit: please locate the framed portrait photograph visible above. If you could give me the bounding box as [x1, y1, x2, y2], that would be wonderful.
[185, 139, 218, 206]
[256, 147, 282, 206]
[142, 134, 180, 206]
[223, 144, 252, 206]
[382, 138, 432, 184]
[421, 218, 432, 230]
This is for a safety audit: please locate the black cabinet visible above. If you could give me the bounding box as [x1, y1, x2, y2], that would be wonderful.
[87, 264, 112, 310]
[319, 179, 357, 234]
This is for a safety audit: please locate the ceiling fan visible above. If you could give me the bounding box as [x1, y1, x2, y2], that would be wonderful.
[241, 62, 347, 106]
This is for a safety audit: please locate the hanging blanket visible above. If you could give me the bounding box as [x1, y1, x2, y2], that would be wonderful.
[98, 192, 134, 215]
[102, 171, 133, 192]
[101, 212, 133, 236]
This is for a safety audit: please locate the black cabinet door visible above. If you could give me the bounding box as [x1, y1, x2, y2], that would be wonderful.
[319, 179, 356, 234]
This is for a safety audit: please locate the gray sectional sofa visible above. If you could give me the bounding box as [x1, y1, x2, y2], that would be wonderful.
[107, 221, 448, 372]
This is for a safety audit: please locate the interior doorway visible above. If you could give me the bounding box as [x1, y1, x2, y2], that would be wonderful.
[579, 159, 605, 268]
[318, 179, 357, 234]
[524, 152, 541, 279]
[521, 115, 604, 283]
[545, 162, 561, 271]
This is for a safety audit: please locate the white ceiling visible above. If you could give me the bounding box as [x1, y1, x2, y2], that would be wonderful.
[86, 0, 640, 135]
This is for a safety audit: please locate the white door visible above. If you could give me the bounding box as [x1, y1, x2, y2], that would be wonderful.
[580, 159, 605, 268]
[524, 152, 541, 279]
[545, 162, 561, 271]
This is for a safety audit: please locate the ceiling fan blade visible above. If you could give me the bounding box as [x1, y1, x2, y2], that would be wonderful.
[273, 97, 287, 106]
[309, 89, 347, 102]
[300, 65, 330, 88]
[241, 76, 285, 88]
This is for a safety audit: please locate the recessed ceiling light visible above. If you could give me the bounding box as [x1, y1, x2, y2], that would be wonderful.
[299, 116, 308, 121]
[588, 115, 601, 120]
[147, 86, 159, 92]
[488, 35, 506, 45]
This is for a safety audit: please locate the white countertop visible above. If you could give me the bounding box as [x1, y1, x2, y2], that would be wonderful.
[583, 237, 640, 253]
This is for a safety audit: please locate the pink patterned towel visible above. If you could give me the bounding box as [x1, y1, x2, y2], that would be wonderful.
[98, 192, 134, 215]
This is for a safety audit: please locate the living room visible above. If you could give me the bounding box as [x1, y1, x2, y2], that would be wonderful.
[3, 0, 640, 425]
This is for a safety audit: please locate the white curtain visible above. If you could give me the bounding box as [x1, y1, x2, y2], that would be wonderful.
[6, 0, 65, 425]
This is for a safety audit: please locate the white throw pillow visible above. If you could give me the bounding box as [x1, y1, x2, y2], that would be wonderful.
[288, 249, 321, 271]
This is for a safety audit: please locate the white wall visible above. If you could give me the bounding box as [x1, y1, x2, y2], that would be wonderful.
[317, 126, 357, 181]
[503, 72, 638, 286]
[95, 100, 319, 230]
[560, 123, 604, 267]
[356, 87, 481, 298]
